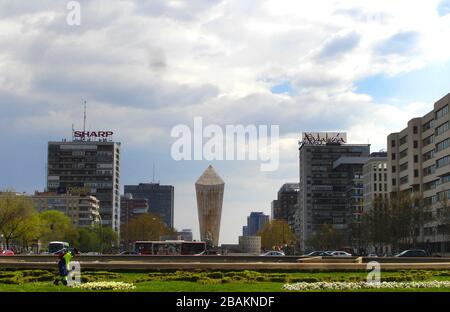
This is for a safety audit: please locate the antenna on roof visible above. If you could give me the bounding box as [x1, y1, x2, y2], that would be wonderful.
[83, 100, 87, 134]
[152, 163, 156, 183]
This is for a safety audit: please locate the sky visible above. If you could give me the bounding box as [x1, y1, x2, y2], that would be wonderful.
[1, 0, 450, 244]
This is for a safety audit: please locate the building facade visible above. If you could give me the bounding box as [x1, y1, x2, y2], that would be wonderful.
[297, 132, 370, 252]
[120, 193, 149, 227]
[388, 93, 450, 253]
[195, 165, 225, 246]
[363, 152, 388, 212]
[238, 236, 262, 254]
[32, 192, 100, 227]
[123, 183, 174, 228]
[272, 183, 299, 232]
[47, 139, 121, 232]
[177, 229, 193, 241]
[242, 212, 269, 236]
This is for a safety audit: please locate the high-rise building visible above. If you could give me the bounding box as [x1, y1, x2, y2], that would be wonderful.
[388, 93, 450, 253]
[31, 191, 101, 227]
[363, 152, 388, 212]
[272, 183, 299, 227]
[123, 183, 174, 228]
[195, 165, 225, 246]
[297, 132, 370, 252]
[120, 193, 149, 227]
[243, 212, 269, 236]
[47, 138, 121, 232]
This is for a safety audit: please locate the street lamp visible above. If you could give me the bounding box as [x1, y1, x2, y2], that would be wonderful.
[97, 213, 103, 254]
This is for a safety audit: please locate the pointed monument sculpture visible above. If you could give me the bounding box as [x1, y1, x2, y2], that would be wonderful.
[195, 165, 225, 247]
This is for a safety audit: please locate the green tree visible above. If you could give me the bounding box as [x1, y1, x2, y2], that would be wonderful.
[306, 223, 345, 251]
[38, 210, 75, 246]
[257, 220, 296, 250]
[77, 227, 100, 252]
[121, 213, 175, 248]
[0, 193, 38, 249]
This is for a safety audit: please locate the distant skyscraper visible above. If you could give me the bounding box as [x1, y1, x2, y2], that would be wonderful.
[123, 183, 174, 228]
[195, 165, 225, 246]
[243, 212, 269, 236]
[47, 139, 121, 232]
[272, 183, 299, 223]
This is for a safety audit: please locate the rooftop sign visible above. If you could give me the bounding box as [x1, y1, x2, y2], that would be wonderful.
[300, 132, 347, 145]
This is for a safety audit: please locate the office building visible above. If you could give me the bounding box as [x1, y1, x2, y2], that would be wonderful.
[32, 191, 100, 227]
[177, 229, 193, 241]
[195, 165, 225, 246]
[297, 132, 370, 252]
[242, 212, 269, 236]
[120, 193, 149, 227]
[388, 93, 450, 253]
[363, 152, 388, 212]
[47, 138, 121, 232]
[272, 183, 299, 229]
[124, 183, 174, 228]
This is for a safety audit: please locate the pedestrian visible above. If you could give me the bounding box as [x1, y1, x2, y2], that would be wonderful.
[54, 248, 78, 286]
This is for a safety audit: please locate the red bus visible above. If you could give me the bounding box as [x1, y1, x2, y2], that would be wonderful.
[134, 240, 206, 255]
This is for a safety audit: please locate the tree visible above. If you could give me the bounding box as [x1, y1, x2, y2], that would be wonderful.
[257, 220, 296, 250]
[435, 198, 450, 254]
[76, 227, 101, 252]
[122, 213, 174, 245]
[306, 223, 345, 251]
[0, 193, 38, 249]
[38, 210, 75, 245]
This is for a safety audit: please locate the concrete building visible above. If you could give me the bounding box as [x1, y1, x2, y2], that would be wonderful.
[272, 183, 299, 231]
[120, 193, 149, 227]
[242, 212, 269, 236]
[238, 236, 262, 254]
[47, 139, 121, 232]
[31, 192, 100, 227]
[297, 132, 370, 252]
[363, 152, 388, 212]
[388, 93, 450, 253]
[177, 229, 193, 241]
[123, 183, 174, 228]
[195, 165, 225, 246]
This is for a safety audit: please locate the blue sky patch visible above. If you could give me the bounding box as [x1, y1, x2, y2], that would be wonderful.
[271, 81, 294, 95]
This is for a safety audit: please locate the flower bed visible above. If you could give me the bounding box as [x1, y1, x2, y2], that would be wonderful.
[72, 281, 136, 291]
[283, 281, 450, 291]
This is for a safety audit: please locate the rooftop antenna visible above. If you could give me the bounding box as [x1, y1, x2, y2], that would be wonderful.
[83, 100, 87, 139]
[152, 163, 156, 183]
[71, 123, 75, 141]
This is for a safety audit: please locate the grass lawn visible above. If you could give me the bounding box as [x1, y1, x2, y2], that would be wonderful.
[0, 269, 450, 292]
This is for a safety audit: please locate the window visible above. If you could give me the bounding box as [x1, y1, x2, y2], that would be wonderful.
[441, 175, 450, 185]
[436, 155, 450, 169]
[423, 165, 436, 176]
[400, 162, 408, 172]
[400, 176, 409, 185]
[423, 150, 434, 161]
[374, 173, 377, 181]
[436, 121, 449, 136]
[399, 135, 408, 145]
[423, 135, 435, 146]
[414, 169, 419, 177]
[436, 105, 449, 119]
[436, 138, 450, 153]
[413, 140, 418, 148]
[414, 155, 419, 163]
[424, 180, 437, 191]
[391, 140, 396, 147]
[413, 126, 418, 134]
[422, 119, 435, 132]
[392, 166, 396, 173]
[392, 179, 397, 186]
[391, 153, 396, 160]
[374, 183, 377, 191]
[399, 149, 408, 159]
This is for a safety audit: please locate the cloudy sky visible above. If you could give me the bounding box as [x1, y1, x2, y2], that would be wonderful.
[1, 0, 450, 244]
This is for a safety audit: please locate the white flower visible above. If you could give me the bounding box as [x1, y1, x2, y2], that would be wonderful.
[283, 281, 450, 291]
[72, 281, 136, 291]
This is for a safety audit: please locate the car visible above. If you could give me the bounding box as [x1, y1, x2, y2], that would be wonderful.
[394, 249, 428, 257]
[195, 250, 221, 256]
[329, 251, 352, 257]
[261, 251, 285, 256]
[0, 250, 14, 256]
[119, 251, 139, 255]
[302, 251, 328, 257]
[367, 253, 378, 257]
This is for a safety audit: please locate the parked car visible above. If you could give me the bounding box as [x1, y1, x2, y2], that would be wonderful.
[119, 251, 138, 255]
[329, 251, 352, 257]
[302, 251, 328, 257]
[0, 250, 14, 256]
[367, 253, 378, 257]
[261, 251, 285, 256]
[394, 249, 428, 257]
[196, 250, 221, 256]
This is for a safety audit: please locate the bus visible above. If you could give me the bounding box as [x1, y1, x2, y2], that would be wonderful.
[48, 241, 69, 254]
[134, 241, 206, 255]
